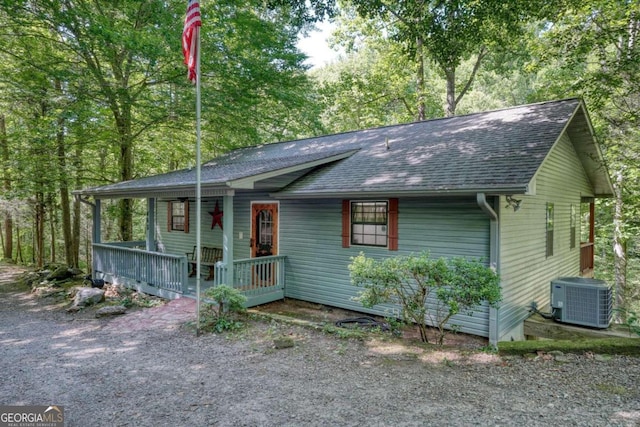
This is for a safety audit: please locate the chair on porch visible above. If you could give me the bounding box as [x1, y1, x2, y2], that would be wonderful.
[186, 246, 223, 280]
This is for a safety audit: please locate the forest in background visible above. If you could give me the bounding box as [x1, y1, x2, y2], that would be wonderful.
[0, 0, 638, 313]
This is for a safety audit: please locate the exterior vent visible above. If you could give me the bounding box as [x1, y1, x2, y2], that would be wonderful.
[550, 277, 612, 328]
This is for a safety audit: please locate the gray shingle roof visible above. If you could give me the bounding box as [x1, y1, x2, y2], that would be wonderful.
[77, 149, 357, 197]
[78, 98, 613, 198]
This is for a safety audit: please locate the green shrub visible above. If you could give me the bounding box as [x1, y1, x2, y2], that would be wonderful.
[616, 308, 640, 337]
[349, 252, 501, 345]
[201, 285, 247, 333]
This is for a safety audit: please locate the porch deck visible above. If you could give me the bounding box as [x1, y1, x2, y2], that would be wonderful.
[93, 243, 285, 307]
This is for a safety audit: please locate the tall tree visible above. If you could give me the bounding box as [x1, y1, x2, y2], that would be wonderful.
[0, 0, 338, 255]
[315, 5, 541, 131]
[347, 0, 563, 117]
[0, 114, 11, 260]
[532, 0, 640, 316]
[0, 0, 180, 241]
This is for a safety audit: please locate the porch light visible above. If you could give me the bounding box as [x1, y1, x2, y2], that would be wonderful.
[505, 195, 522, 212]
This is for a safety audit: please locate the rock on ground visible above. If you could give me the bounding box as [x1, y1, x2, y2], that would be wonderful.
[95, 305, 127, 318]
[72, 287, 105, 307]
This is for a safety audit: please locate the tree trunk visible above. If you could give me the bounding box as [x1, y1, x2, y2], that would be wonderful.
[115, 103, 134, 241]
[612, 170, 627, 321]
[445, 68, 456, 117]
[416, 36, 426, 121]
[34, 192, 45, 268]
[71, 139, 84, 267]
[48, 193, 56, 263]
[2, 215, 12, 261]
[72, 188, 81, 268]
[0, 114, 12, 260]
[15, 222, 23, 264]
[444, 48, 487, 118]
[55, 79, 75, 266]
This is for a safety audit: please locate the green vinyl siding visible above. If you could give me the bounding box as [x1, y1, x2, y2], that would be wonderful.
[156, 192, 276, 261]
[280, 196, 492, 337]
[156, 197, 237, 258]
[498, 132, 594, 340]
[148, 194, 494, 337]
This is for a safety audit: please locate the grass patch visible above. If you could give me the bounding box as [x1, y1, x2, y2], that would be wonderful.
[498, 337, 640, 356]
[321, 323, 369, 340]
[594, 383, 635, 397]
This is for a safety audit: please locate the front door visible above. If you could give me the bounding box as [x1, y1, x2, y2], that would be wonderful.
[251, 203, 278, 258]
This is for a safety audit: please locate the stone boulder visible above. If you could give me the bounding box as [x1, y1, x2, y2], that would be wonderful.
[72, 287, 105, 307]
[273, 337, 295, 349]
[46, 265, 75, 281]
[95, 305, 127, 318]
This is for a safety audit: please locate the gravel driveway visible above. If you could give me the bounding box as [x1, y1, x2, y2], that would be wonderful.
[1, 264, 639, 427]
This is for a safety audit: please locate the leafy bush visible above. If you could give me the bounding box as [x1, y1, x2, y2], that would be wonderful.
[201, 285, 247, 333]
[349, 252, 501, 345]
[615, 308, 640, 337]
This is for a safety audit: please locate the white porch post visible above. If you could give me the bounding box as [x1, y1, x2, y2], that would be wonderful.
[223, 193, 234, 287]
[146, 198, 155, 251]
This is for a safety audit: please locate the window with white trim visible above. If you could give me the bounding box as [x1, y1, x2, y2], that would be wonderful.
[546, 202, 554, 257]
[168, 200, 189, 232]
[570, 204, 576, 249]
[351, 201, 388, 247]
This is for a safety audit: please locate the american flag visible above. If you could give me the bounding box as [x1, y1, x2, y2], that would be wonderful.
[182, 0, 201, 83]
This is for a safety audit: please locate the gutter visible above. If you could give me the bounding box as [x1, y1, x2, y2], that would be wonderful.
[476, 193, 499, 347]
[476, 193, 497, 221]
[273, 186, 529, 200]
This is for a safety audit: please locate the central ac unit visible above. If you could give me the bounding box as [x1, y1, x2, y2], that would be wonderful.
[550, 277, 612, 328]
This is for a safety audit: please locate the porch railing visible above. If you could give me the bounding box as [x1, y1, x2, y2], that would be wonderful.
[104, 240, 147, 249]
[93, 243, 188, 298]
[580, 242, 594, 274]
[214, 255, 286, 306]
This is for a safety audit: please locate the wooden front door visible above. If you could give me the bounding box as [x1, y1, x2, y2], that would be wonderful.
[251, 203, 278, 258]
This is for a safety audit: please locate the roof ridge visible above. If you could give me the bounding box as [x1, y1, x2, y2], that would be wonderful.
[231, 98, 583, 152]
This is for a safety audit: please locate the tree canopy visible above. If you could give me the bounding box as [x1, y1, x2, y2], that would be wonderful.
[344, 0, 565, 117]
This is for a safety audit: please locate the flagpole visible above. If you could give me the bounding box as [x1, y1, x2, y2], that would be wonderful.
[195, 26, 202, 337]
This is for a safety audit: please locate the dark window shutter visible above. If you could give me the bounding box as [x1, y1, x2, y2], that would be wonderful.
[388, 198, 398, 251]
[167, 202, 172, 231]
[342, 200, 350, 248]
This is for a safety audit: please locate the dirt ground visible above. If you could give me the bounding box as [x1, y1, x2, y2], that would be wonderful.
[1, 262, 640, 427]
[255, 299, 489, 348]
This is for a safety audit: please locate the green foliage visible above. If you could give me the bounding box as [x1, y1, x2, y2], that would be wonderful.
[201, 285, 248, 333]
[531, 0, 640, 313]
[498, 337, 640, 356]
[321, 324, 368, 340]
[615, 308, 640, 337]
[384, 316, 406, 337]
[349, 252, 500, 345]
[0, 0, 330, 265]
[438, 257, 502, 316]
[345, 0, 563, 115]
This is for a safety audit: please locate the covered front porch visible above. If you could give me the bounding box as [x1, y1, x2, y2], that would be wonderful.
[76, 149, 351, 308]
[92, 241, 285, 306]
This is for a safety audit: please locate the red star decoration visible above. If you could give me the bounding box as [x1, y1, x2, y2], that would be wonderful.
[209, 201, 223, 230]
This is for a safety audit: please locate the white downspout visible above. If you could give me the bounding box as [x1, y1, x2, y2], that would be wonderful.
[477, 193, 500, 347]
